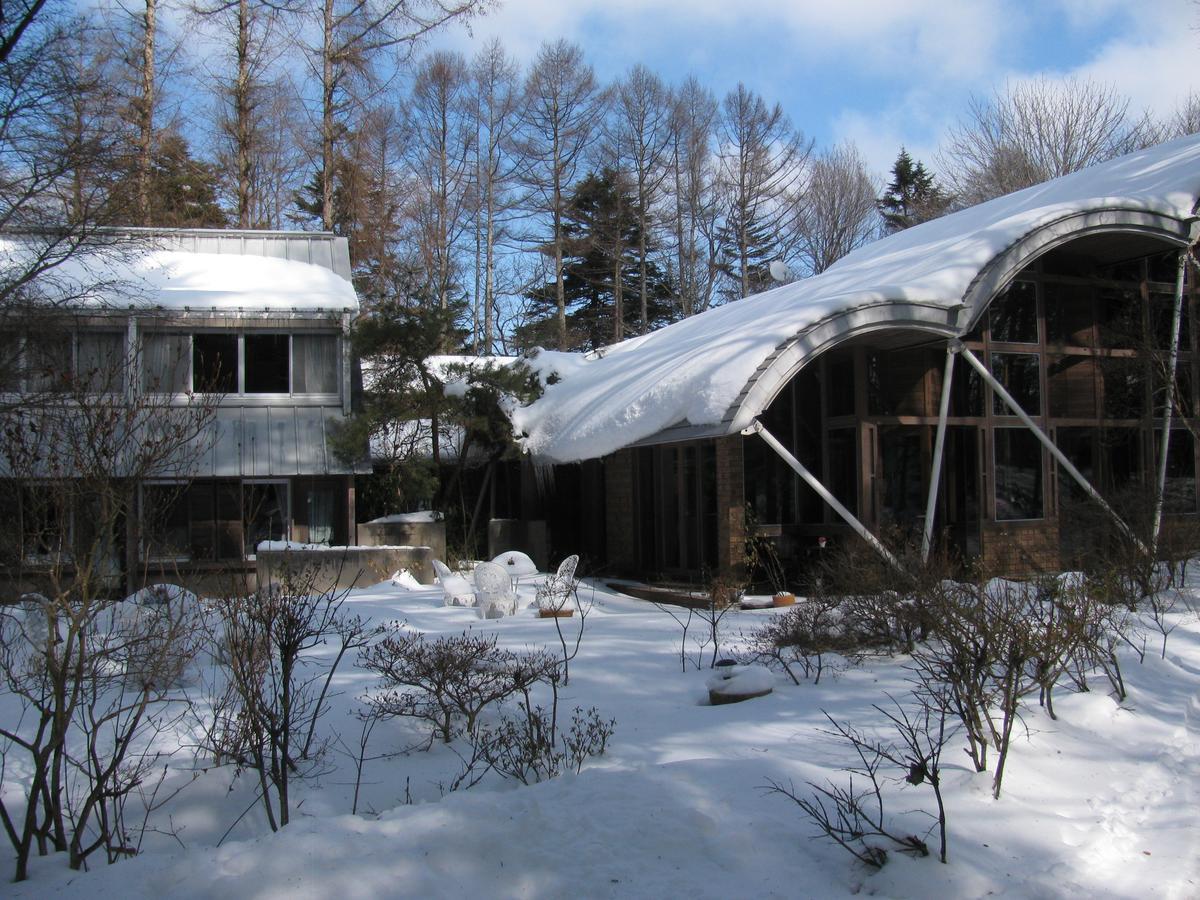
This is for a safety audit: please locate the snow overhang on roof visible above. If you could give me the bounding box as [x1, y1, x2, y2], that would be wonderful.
[513, 133, 1200, 464]
[2, 228, 359, 313]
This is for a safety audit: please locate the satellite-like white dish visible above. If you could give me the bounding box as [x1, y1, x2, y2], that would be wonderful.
[769, 260, 791, 283]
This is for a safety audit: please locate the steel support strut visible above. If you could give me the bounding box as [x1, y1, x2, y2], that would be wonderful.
[1152, 251, 1189, 551]
[956, 343, 1148, 554]
[743, 419, 905, 574]
[921, 346, 956, 564]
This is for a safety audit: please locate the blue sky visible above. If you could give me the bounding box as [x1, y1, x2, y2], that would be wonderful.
[432, 0, 1200, 179]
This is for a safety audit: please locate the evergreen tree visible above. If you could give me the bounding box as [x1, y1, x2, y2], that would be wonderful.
[715, 206, 779, 299]
[112, 132, 227, 227]
[519, 168, 675, 351]
[878, 147, 948, 233]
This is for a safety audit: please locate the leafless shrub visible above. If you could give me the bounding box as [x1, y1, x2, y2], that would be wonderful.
[212, 561, 375, 832]
[480, 705, 614, 785]
[748, 595, 861, 685]
[765, 696, 952, 868]
[360, 628, 557, 744]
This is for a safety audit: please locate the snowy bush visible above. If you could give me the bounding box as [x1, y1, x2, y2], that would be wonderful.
[360, 628, 559, 744]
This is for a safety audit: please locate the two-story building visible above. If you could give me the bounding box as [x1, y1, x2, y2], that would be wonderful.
[1, 228, 367, 592]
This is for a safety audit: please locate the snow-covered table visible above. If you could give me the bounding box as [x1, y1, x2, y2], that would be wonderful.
[491, 550, 538, 590]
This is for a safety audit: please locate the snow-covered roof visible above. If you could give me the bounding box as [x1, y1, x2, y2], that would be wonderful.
[514, 133, 1200, 463]
[2, 229, 358, 313]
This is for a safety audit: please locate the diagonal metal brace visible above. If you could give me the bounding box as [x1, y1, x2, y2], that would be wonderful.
[743, 419, 905, 574]
[955, 343, 1148, 555]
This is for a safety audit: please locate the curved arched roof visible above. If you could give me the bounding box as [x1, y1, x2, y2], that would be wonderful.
[513, 134, 1200, 463]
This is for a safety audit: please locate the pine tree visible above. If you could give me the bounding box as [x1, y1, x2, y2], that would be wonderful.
[878, 147, 948, 234]
[519, 168, 674, 351]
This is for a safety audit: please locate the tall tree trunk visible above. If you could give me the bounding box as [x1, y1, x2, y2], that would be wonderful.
[321, 0, 336, 231]
[136, 0, 157, 225]
[235, 0, 252, 227]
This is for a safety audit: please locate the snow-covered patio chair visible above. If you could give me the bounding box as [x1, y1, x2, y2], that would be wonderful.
[433, 559, 476, 607]
[536, 554, 579, 614]
[474, 561, 518, 619]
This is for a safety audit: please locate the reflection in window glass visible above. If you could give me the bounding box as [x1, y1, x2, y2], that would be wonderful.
[1044, 281, 1093, 347]
[989, 281, 1038, 343]
[991, 352, 1041, 415]
[143, 484, 189, 559]
[1047, 355, 1096, 418]
[1100, 357, 1144, 419]
[1158, 430, 1196, 514]
[826, 357, 855, 417]
[244, 482, 289, 555]
[193, 333, 237, 393]
[994, 428, 1042, 520]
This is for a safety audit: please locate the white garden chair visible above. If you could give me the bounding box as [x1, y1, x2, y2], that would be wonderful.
[473, 560, 518, 619]
[432, 559, 476, 607]
[536, 554, 579, 613]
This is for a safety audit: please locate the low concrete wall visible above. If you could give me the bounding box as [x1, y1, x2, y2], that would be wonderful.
[256, 546, 436, 593]
[358, 521, 446, 563]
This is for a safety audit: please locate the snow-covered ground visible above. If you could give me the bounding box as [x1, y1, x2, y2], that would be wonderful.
[8, 577, 1200, 899]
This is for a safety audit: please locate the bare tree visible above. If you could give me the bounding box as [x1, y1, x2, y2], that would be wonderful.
[468, 38, 521, 354]
[613, 64, 672, 335]
[716, 83, 810, 300]
[407, 50, 475, 311]
[939, 77, 1157, 207]
[519, 39, 603, 350]
[306, 0, 490, 232]
[666, 77, 720, 317]
[792, 141, 880, 276]
[0, 327, 218, 880]
[192, 0, 301, 227]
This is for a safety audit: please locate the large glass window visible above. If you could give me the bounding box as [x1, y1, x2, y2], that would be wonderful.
[143, 484, 190, 559]
[26, 334, 70, 393]
[989, 281, 1038, 344]
[828, 428, 858, 515]
[991, 352, 1041, 415]
[1045, 281, 1093, 347]
[994, 427, 1043, 520]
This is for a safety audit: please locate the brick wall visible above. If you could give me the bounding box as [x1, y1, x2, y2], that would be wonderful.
[715, 435, 746, 576]
[980, 520, 1062, 575]
[604, 449, 636, 574]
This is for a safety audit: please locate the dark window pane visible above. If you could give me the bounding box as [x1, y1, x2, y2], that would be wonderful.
[1149, 291, 1191, 352]
[827, 356, 855, 417]
[1047, 355, 1096, 418]
[1054, 427, 1094, 503]
[193, 333, 237, 393]
[1044, 281, 1093, 347]
[879, 426, 924, 527]
[1147, 250, 1180, 285]
[244, 482, 289, 555]
[245, 333, 290, 393]
[143, 484, 189, 559]
[989, 281, 1038, 344]
[1159, 430, 1196, 514]
[828, 428, 857, 516]
[1100, 427, 1140, 495]
[1097, 288, 1139, 349]
[949, 362, 983, 417]
[994, 428, 1043, 520]
[1100, 358, 1144, 419]
[991, 352, 1041, 415]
